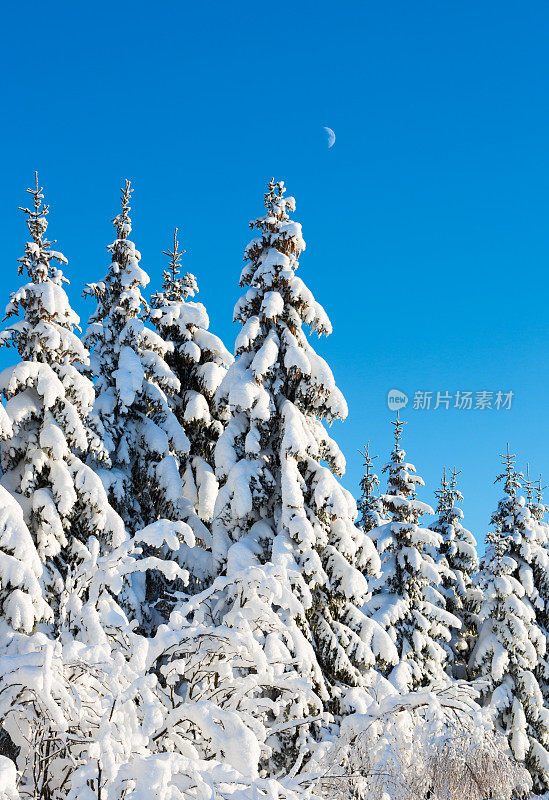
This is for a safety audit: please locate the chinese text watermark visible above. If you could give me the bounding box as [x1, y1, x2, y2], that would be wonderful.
[387, 389, 514, 411]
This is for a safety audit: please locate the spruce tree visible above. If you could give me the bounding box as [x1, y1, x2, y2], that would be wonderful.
[368, 413, 459, 690]
[0, 174, 124, 602]
[149, 229, 233, 580]
[524, 468, 549, 709]
[208, 179, 395, 771]
[357, 442, 387, 534]
[84, 183, 205, 624]
[84, 182, 191, 534]
[432, 467, 479, 674]
[471, 447, 549, 792]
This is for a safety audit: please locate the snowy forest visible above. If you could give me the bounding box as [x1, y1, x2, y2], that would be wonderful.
[0, 172, 548, 800]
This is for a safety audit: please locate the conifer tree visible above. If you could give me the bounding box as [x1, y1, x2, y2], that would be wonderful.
[84, 182, 191, 535]
[471, 447, 549, 792]
[207, 179, 396, 771]
[534, 474, 548, 529]
[357, 442, 387, 534]
[432, 467, 479, 673]
[368, 413, 459, 690]
[524, 468, 549, 708]
[149, 229, 233, 576]
[0, 174, 124, 601]
[524, 467, 549, 550]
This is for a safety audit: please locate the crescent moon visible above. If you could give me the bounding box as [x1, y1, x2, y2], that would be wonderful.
[324, 126, 336, 148]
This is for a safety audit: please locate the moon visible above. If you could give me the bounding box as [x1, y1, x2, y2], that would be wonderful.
[324, 126, 336, 148]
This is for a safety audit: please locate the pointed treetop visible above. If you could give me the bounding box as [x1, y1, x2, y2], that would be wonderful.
[358, 441, 379, 498]
[164, 227, 184, 284]
[113, 179, 133, 240]
[434, 467, 450, 514]
[523, 466, 546, 509]
[448, 466, 462, 489]
[18, 171, 50, 247]
[360, 440, 378, 471]
[537, 475, 547, 505]
[157, 227, 197, 302]
[448, 467, 464, 505]
[390, 410, 407, 458]
[264, 177, 285, 214]
[16, 172, 67, 285]
[435, 466, 463, 515]
[441, 466, 448, 488]
[495, 443, 522, 497]
[248, 177, 298, 244]
[524, 463, 535, 505]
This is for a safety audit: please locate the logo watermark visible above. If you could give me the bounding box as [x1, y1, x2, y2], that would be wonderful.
[387, 390, 514, 411]
[387, 389, 409, 411]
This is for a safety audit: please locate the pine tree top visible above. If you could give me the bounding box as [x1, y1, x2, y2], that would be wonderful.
[435, 467, 464, 518]
[16, 172, 68, 286]
[248, 178, 298, 243]
[390, 410, 407, 462]
[524, 463, 535, 505]
[152, 228, 198, 305]
[222, 178, 345, 430]
[357, 442, 386, 532]
[112, 179, 133, 241]
[434, 467, 450, 514]
[85, 180, 150, 332]
[495, 443, 523, 497]
[522, 464, 547, 519]
[358, 441, 379, 499]
[382, 413, 422, 489]
[489, 447, 540, 543]
[380, 415, 431, 524]
[1, 175, 83, 360]
[529, 471, 548, 521]
[532, 476, 549, 520]
[237, 179, 334, 340]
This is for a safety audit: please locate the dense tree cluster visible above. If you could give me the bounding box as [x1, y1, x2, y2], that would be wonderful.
[0, 174, 545, 800]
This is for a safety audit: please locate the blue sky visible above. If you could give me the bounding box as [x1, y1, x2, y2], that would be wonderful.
[1, 0, 548, 548]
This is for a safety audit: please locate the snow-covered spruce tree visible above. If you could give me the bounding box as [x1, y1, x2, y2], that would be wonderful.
[367, 413, 459, 690]
[84, 183, 202, 624]
[526, 472, 549, 706]
[149, 228, 233, 582]
[470, 446, 549, 792]
[84, 181, 191, 532]
[208, 179, 396, 772]
[0, 174, 124, 601]
[357, 442, 387, 534]
[432, 467, 479, 675]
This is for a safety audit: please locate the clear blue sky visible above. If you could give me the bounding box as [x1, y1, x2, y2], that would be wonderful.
[1, 0, 548, 549]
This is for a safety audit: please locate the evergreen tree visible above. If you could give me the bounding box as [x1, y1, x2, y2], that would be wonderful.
[208, 179, 396, 771]
[432, 467, 479, 674]
[0, 174, 124, 602]
[524, 467, 549, 551]
[84, 183, 204, 624]
[471, 447, 549, 792]
[84, 182, 191, 534]
[368, 413, 459, 690]
[357, 442, 386, 534]
[524, 468, 549, 708]
[149, 228, 233, 581]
